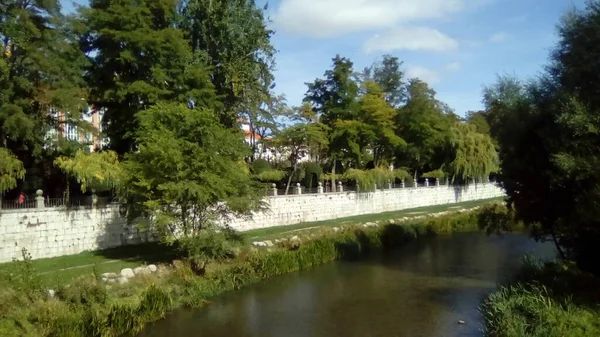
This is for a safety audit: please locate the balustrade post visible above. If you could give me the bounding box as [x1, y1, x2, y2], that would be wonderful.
[337, 181, 343, 192]
[318, 182, 324, 194]
[295, 183, 302, 195]
[36, 189, 45, 209]
[271, 184, 277, 196]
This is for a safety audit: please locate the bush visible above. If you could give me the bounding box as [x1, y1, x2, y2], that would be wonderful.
[177, 228, 244, 274]
[303, 162, 323, 188]
[251, 159, 272, 175]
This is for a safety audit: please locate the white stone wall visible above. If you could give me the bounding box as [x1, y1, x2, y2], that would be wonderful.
[0, 183, 504, 263]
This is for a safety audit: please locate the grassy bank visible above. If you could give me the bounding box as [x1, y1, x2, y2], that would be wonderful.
[481, 258, 600, 337]
[0, 206, 492, 337]
[0, 197, 503, 287]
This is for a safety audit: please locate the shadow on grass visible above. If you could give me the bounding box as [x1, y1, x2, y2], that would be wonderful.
[90, 242, 181, 265]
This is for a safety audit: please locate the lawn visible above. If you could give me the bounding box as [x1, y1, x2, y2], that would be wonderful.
[0, 197, 503, 286]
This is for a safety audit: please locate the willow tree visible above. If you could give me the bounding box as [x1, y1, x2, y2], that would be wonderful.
[0, 148, 25, 196]
[54, 150, 122, 199]
[445, 123, 498, 183]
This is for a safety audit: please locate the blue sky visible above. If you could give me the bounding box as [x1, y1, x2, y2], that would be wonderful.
[62, 0, 586, 115]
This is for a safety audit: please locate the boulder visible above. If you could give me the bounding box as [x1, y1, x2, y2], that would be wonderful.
[147, 264, 158, 272]
[264, 240, 274, 247]
[117, 276, 129, 284]
[47, 289, 55, 298]
[252, 241, 267, 247]
[120, 268, 135, 279]
[101, 272, 118, 279]
[332, 227, 340, 232]
[133, 266, 150, 275]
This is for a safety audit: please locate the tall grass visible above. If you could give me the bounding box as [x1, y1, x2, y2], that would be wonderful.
[0, 208, 487, 337]
[481, 258, 600, 337]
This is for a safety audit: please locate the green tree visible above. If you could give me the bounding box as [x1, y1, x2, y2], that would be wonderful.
[1, 0, 88, 175]
[0, 148, 25, 194]
[358, 81, 406, 166]
[395, 79, 452, 176]
[54, 150, 122, 194]
[305, 55, 361, 179]
[272, 108, 329, 194]
[180, 0, 275, 127]
[444, 123, 498, 183]
[121, 103, 262, 240]
[80, 0, 217, 155]
[484, 1, 600, 275]
[362, 54, 405, 107]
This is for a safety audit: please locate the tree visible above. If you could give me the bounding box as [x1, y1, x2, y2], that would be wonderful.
[305, 55, 361, 179]
[121, 103, 262, 240]
[484, 1, 600, 275]
[358, 81, 405, 166]
[179, 0, 275, 127]
[444, 123, 498, 183]
[363, 54, 405, 107]
[272, 108, 329, 194]
[80, 0, 217, 155]
[1, 0, 88, 179]
[0, 148, 25, 195]
[54, 150, 122, 194]
[395, 79, 453, 176]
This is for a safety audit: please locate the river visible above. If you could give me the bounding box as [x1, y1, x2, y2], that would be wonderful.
[139, 232, 555, 337]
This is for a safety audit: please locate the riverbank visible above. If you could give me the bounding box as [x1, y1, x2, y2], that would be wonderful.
[481, 258, 600, 337]
[0, 203, 498, 337]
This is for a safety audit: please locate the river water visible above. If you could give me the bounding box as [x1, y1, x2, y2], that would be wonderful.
[139, 233, 555, 337]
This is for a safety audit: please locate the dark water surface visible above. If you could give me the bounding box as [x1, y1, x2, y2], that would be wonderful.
[139, 233, 555, 337]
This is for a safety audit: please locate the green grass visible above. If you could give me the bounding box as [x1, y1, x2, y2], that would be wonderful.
[482, 258, 600, 337]
[243, 197, 504, 241]
[0, 197, 502, 287]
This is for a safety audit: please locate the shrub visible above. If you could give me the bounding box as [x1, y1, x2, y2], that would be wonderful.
[251, 159, 272, 175]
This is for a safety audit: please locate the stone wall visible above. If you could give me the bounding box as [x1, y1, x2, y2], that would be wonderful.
[0, 183, 504, 263]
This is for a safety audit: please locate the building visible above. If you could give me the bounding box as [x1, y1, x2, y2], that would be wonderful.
[50, 107, 107, 152]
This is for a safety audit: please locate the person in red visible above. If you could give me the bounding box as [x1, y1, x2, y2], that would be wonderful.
[18, 192, 25, 205]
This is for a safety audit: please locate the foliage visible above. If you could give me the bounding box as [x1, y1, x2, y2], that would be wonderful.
[395, 79, 454, 175]
[303, 162, 323, 188]
[255, 170, 286, 182]
[121, 103, 263, 240]
[0, 148, 25, 194]
[482, 259, 600, 337]
[343, 167, 395, 191]
[0, 0, 88, 163]
[80, 0, 218, 155]
[305, 55, 361, 165]
[180, 0, 276, 127]
[421, 169, 445, 180]
[177, 228, 243, 274]
[251, 159, 271, 175]
[482, 1, 600, 275]
[54, 151, 122, 193]
[362, 54, 405, 107]
[445, 123, 498, 183]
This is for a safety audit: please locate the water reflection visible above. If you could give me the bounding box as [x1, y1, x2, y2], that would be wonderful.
[139, 233, 554, 337]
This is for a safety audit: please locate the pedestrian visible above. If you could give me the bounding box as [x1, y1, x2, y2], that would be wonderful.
[18, 192, 25, 205]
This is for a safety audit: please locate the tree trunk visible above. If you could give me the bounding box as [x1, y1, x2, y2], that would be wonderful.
[550, 227, 566, 260]
[331, 159, 337, 192]
[285, 162, 296, 195]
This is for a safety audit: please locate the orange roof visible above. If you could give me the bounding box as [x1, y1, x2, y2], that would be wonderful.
[243, 130, 272, 140]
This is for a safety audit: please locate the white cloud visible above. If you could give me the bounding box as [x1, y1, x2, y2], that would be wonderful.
[445, 62, 461, 71]
[490, 32, 509, 43]
[405, 66, 441, 84]
[363, 26, 458, 53]
[274, 0, 466, 38]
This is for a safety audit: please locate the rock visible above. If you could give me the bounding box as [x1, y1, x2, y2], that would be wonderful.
[290, 235, 301, 242]
[147, 264, 158, 272]
[264, 240, 274, 247]
[332, 227, 340, 232]
[107, 278, 116, 284]
[363, 222, 377, 228]
[101, 277, 108, 283]
[133, 266, 150, 275]
[120, 268, 135, 279]
[117, 276, 129, 284]
[458, 320, 465, 325]
[252, 241, 267, 247]
[274, 239, 281, 243]
[47, 289, 55, 298]
[101, 272, 118, 279]
[388, 219, 395, 224]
